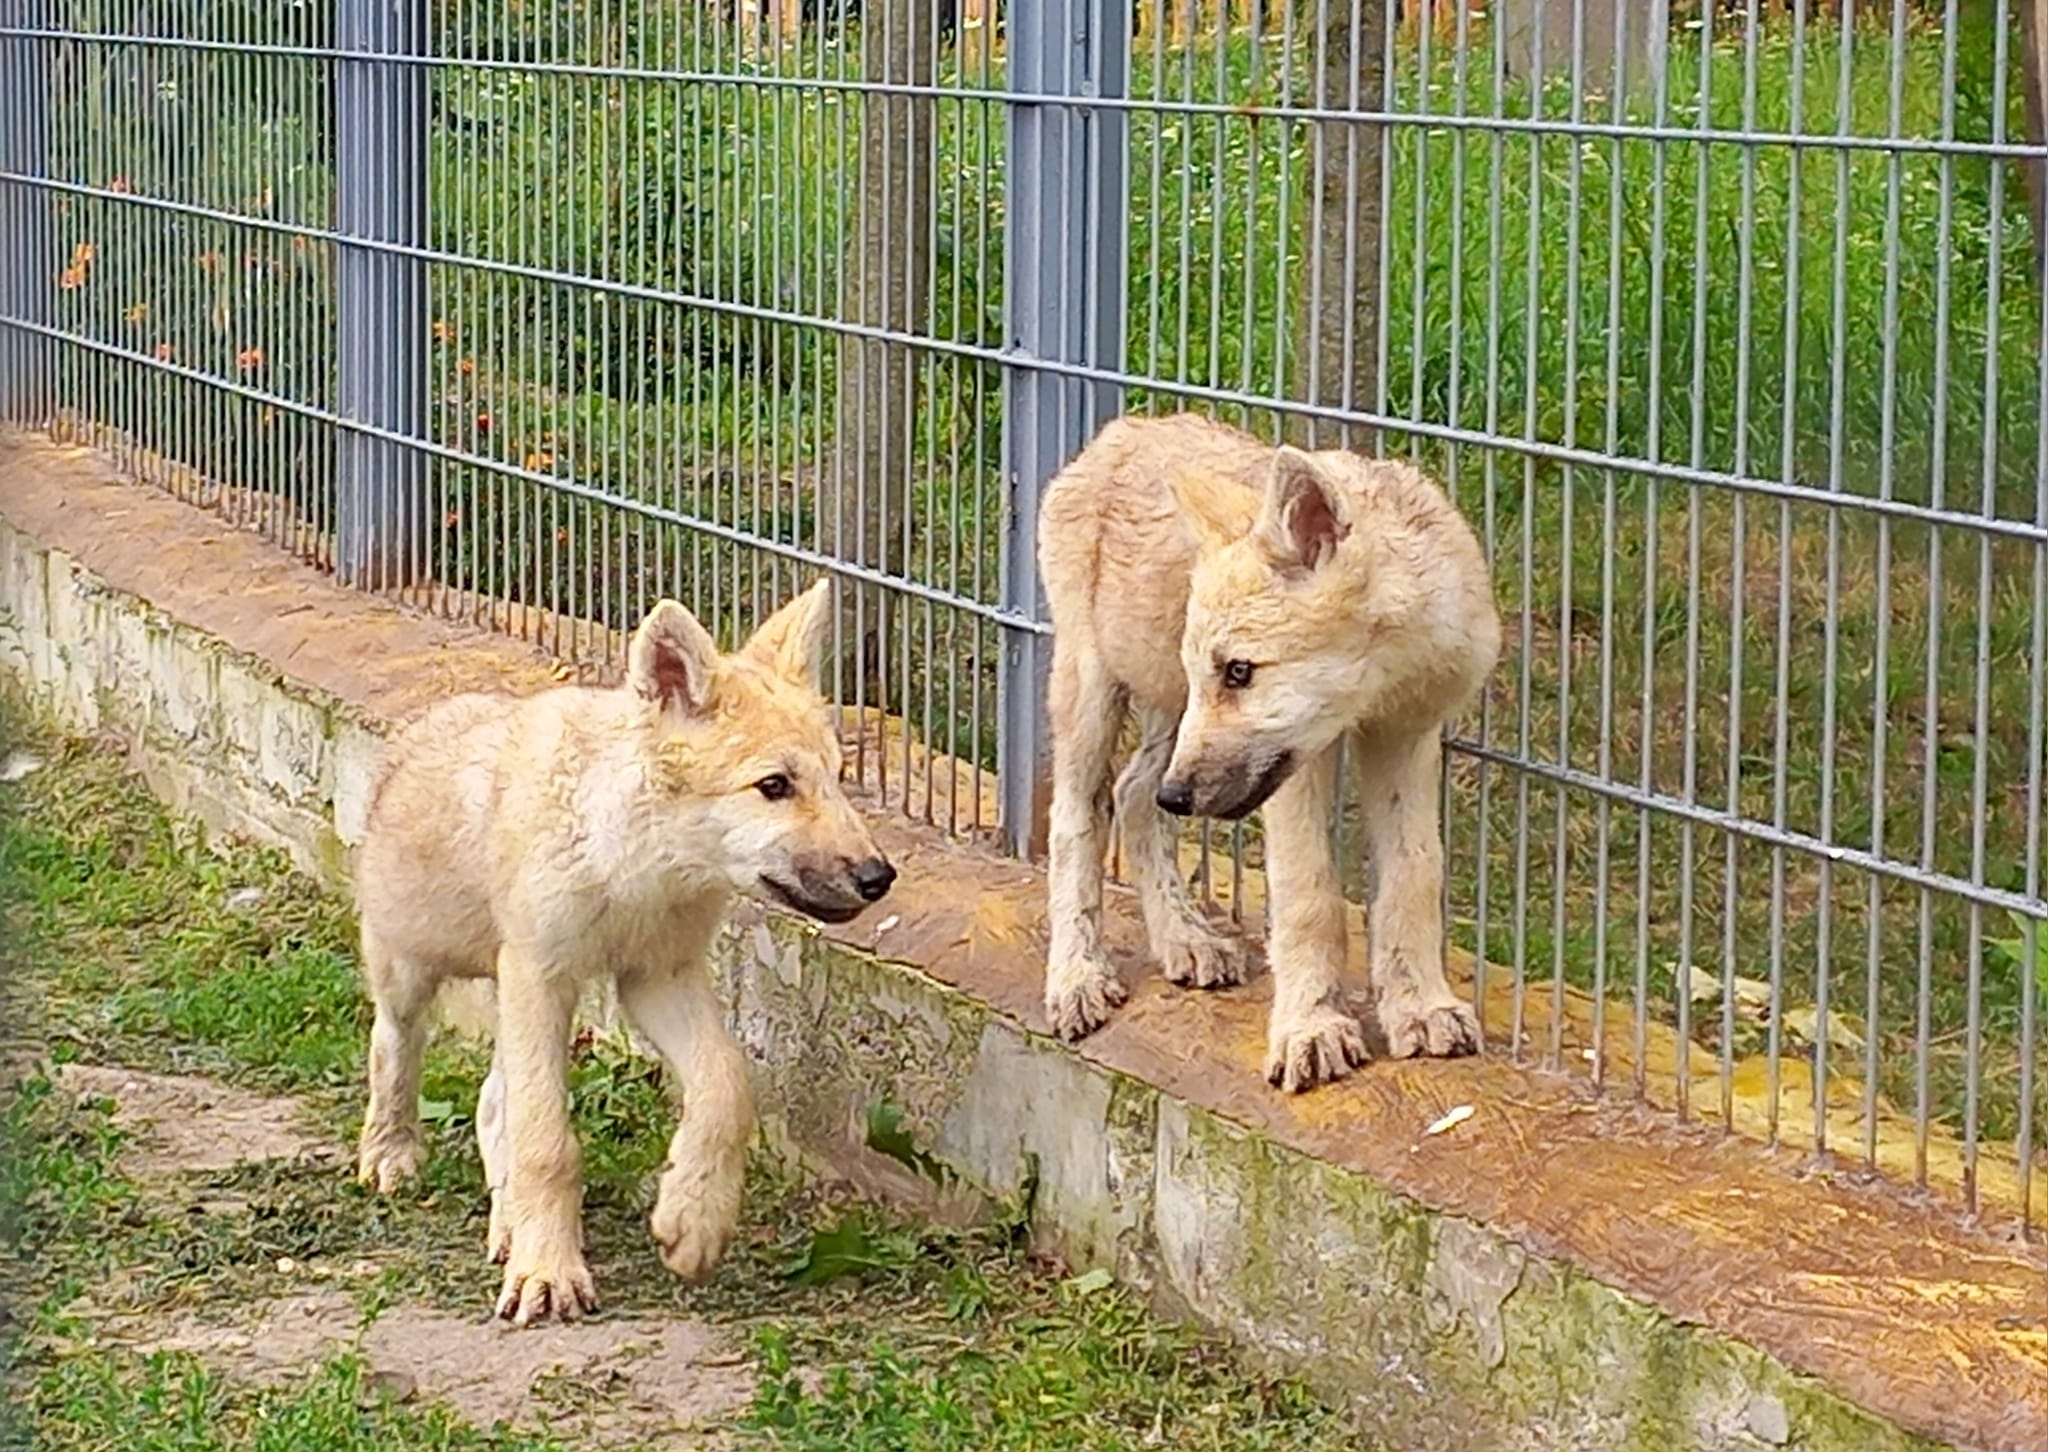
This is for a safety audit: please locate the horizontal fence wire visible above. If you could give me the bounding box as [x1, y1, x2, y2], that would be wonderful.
[1, 0, 2044, 1239]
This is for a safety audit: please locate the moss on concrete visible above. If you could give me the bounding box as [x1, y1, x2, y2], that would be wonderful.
[744, 938, 1943, 1452]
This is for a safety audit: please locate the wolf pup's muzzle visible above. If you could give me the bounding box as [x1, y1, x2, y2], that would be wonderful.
[1157, 749, 1297, 822]
[766, 854, 896, 925]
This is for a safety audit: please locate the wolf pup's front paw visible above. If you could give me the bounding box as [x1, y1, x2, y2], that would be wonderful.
[1154, 915, 1247, 992]
[356, 1128, 424, 1194]
[649, 1151, 745, 1284]
[1044, 954, 1128, 1041]
[651, 1203, 735, 1284]
[1265, 1002, 1370, 1093]
[494, 1236, 598, 1327]
[1378, 993, 1482, 1060]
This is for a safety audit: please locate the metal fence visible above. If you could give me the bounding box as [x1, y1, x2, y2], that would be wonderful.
[2, 0, 2045, 1237]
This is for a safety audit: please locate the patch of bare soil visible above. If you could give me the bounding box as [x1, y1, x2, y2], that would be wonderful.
[0, 1038, 47, 1084]
[122, 1290, 756, 1446]
[52, 1063, 332, 1177]
[34, 1060, 767, 1443]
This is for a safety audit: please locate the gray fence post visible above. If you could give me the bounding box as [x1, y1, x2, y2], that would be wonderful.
[334, 0, 429, 589]
[998, 0, 1130, 859]
[0, 0, 52, 427]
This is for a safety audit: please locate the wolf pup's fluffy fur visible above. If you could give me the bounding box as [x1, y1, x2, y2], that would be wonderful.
[1037, 412, 1500, 1092]
[352, 580, 895, 1325]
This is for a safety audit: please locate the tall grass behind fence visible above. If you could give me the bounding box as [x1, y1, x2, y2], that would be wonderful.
[2, 0, 2045, 1235]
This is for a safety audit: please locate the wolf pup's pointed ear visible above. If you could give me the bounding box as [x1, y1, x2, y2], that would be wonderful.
[1254, 446, 1351, 573]
[1168, 469, 1246, 556]
[629, 599, 720, 718]
[739, 577, 833, 688]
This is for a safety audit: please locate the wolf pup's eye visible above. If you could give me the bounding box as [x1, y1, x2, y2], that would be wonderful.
[1221, 659, 1255, 690]
[755, 773, 794, 801]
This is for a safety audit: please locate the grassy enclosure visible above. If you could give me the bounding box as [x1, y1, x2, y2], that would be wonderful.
[32, 0, 2048, 1188]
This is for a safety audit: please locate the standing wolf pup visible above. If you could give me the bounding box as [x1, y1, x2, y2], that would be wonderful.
[353, 580, 896, 1325]
[1037, 412, 1500, 1092]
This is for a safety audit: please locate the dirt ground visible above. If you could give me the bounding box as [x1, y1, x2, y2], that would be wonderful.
[43, 1061, 761, 1448]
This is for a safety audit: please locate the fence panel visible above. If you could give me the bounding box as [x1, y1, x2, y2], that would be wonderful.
[1109, 0, 2047, 1234]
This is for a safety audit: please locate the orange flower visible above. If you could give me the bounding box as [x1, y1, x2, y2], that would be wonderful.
[474, 412, 492, 432]
[523, 451, 554, 471]
[444, 509, 461, 527]
[58, 241, 94, 290]
[196, 251, 221, 273]
[236, 346, 264, 372]
[107, 176, 130, 194]
[122, 302, 148, 324]
[432, 319, 455, 344]
[456, 356, 475, 375]
[153, 342, 174, 362]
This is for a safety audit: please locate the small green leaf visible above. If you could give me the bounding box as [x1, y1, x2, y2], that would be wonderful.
[1066, 1266, 1116, 1297]
[783, 1215, 882, 1286]
[865, 1099, 953, 1187]
[417, 1096, 455, 1125]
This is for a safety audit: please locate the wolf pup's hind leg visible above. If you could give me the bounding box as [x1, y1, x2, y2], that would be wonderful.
[1356, 729, 1481, 1059]
[356, 925, 436, 1194]
[492, 945, 596, 1326]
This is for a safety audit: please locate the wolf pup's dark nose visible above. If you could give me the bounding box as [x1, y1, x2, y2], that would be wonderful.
[852, 857, 897, 902]
[1156, 780, 1195, 816]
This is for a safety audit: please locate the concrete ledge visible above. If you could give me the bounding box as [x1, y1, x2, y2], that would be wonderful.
[5, 432, 2044, 1452]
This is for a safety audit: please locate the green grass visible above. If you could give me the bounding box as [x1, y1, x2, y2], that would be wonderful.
[0, 693, 1363, 1450]
[22, 1355, 570, 1452]
[33, 10, 2046, 1164]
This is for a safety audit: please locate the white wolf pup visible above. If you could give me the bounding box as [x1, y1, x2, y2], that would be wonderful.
[352, 580, 896, 1325]
[1036, 411, 1501, 1092]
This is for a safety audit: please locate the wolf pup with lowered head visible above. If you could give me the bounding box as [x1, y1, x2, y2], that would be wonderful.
[1037, 412, 1500, 1092]
[352, 580, 896, 1325]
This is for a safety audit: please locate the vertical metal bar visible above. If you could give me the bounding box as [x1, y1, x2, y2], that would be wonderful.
[0, 0, 52, 427]
[1865, 0, 1910, 1177]
[1509, 4, 1546, 1066]
[1550, 0, 1586, 1076]
[1764, 0, 1803, 1148]
[1443, 0, 1474, 1007]
[334, 0, 428, 591]
[1914, 0, 1963, 1191]
[970, 13, 995, 835]
[1474, 0, 1509, 1042]
[1592, 0, 1630, 1091]
[1676, 7, 1715, 1125]
[2023, 151, 2048, 1237]
[1815, 0, 1859, 1158]
[1962, 0, 2013, 1217]
[1636, 0, 1678, 1102]
[999, 0, 1130, 860]
[1721, 0, 1760, 1135]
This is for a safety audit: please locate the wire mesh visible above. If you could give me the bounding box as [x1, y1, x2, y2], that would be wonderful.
[1, 0, 2044, 1237]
